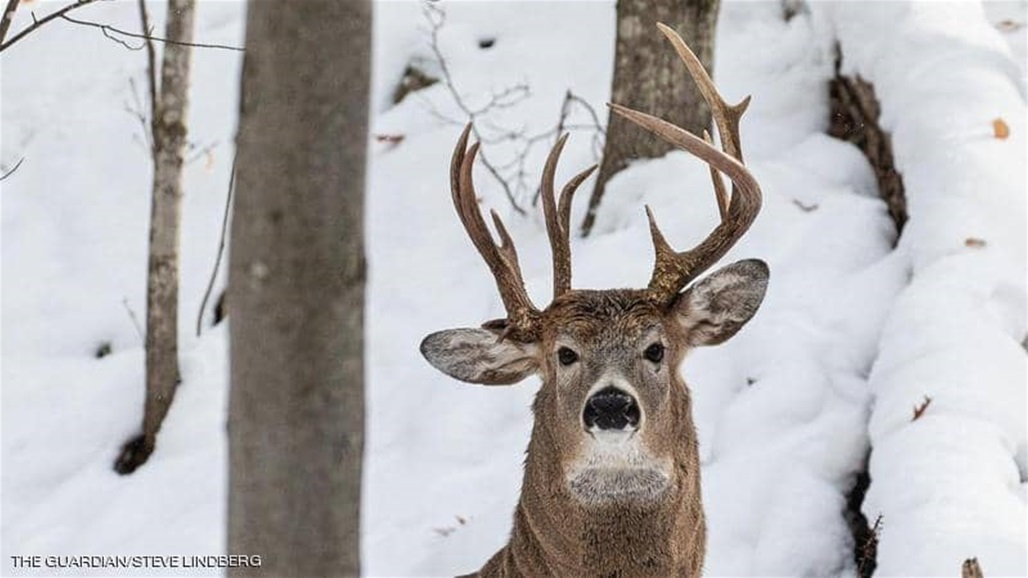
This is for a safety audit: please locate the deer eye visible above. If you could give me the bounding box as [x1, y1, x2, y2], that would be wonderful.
[644, 343, 664, 363]
[557, 347, 579, 366]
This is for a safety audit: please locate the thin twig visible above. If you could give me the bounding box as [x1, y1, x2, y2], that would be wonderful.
[101, 21, 144, 50]
[125, 77, 153, 153]
[423, 1, 526, 214]
[0, 0, 101, 53]
[196, 152, 236, 337]
[0, 156, 25, 181]
[0, 0, 21, 45]
[531, 90, 577, 206]
[137, 0, 158, 135]
[421, 2, 604, 214]
[856, 513, 883, 578]
[565, 91, 606, 158]
[60, 13, 243, 52]
[122, 297, 145, 342]
[528, 90, 605, 206]
[185, 140, 219, 165]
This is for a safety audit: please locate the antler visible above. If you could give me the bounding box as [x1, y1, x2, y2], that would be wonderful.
[609, 22, 762, 306]
[450, 124, 597, 339]
[540, 134, 598, 298]
[451, 123, 541, 340]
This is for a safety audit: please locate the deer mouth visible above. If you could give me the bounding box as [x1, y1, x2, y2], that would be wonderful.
[566, 436, 672, 505]
[567, 466, 671, 505]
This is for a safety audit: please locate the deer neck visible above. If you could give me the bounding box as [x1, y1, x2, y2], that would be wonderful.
[496, 392, 706, 577]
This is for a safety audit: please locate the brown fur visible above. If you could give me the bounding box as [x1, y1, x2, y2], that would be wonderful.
[463, 290, 708, 577]
[424, 267, 766, 578]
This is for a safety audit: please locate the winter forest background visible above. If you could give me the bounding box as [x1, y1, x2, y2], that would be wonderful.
[1, 0, 1026, 576]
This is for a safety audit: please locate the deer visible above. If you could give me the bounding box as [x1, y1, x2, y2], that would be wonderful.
[420, 23, 767, 578]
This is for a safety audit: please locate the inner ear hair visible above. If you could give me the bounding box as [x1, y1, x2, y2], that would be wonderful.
[420, 327, 540, 385]
[675, 259, 768, 347]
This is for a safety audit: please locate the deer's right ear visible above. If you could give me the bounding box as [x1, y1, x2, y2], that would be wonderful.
[671, 259, 769, 347]
[420, 328, 539, 386]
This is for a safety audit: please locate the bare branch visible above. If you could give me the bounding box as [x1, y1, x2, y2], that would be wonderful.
[0, 0, 101, 53]
[422, 2, 526, 214]
[185, 140, 219, 165]
[122, 297, 145, 342]
[125, 76, 153, 153]
[468, 83, 530, 115]
[420, 2, 603, 215]
[565, 91, 606, 158]
[61, 13, 243, 52]
[532, 90, 605, 206]
[856, 513, 883, 577]
[100, 21, 144, 50]
[0, 156, 25, 181]
[196, 152, 236, 337]
[0, 0, 21, 45]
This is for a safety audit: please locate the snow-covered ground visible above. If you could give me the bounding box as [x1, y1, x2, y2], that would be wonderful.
[2, 1, 1025, 577]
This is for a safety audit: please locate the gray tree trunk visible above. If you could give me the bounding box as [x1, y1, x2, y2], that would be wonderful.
[227, 1, 370, 576]
[581, 0, 719, 235]
[114, 0, 195, 475]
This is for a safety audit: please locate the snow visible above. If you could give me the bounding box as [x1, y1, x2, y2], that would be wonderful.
[2, 1, 1025, 577]
[811, 2, 1027, 575]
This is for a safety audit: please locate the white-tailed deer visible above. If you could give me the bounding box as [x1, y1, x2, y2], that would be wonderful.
[421, 24, 767, 577]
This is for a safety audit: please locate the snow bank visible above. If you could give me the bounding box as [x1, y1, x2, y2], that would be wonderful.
[368, 2, 901, 575]
[813, 1, 1028, 575]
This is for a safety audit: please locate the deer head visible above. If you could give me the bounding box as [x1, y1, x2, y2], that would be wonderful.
[420, 23, 767, 576]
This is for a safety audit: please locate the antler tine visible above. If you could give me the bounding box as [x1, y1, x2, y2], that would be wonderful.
[540, 134, 598, 299]
[608, 102, 761, 304]
[451, 123, 540, 339]
[559, 164, 598, 244]
[703, 129, 730, 220]
[607, 23, 762, 305]
[656, 22, 750, 164]
[540, 135, 572, 298]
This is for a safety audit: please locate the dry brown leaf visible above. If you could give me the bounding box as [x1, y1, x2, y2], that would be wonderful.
[374, 134, 406, 152]
[965, 237, 987, 248]
[993, 118, 1010, 140]
[912, 395, 932, 421]
[995, 19, 1024, 33]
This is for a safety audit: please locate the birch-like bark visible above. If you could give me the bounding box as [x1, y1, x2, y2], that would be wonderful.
[115, 0, 195, 474]
[228, 1, 370, 575]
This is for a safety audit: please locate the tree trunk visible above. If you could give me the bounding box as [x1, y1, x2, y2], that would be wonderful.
[114, 0, 195, 475]
[227, 1, 370, 576]
[581, 0, 720, 236]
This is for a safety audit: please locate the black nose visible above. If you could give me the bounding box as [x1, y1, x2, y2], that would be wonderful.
[583, 386, 640, 431]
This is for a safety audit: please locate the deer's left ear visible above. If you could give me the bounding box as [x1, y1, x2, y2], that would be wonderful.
[672, 259, 769, 347]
